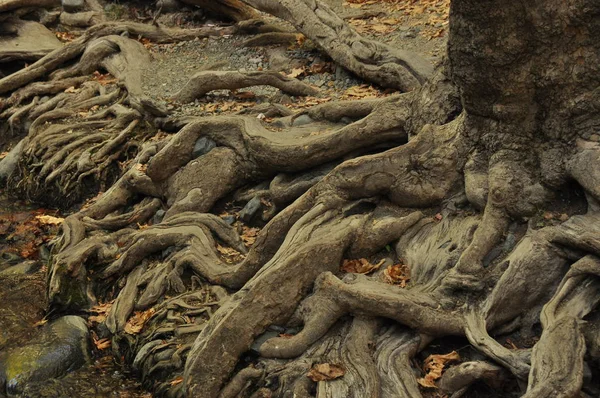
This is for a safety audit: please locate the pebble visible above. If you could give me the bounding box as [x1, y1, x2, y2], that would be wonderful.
[292, 114, 313, 127]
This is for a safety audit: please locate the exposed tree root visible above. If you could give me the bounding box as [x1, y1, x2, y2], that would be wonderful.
[173, 70, 319, 103]
[241, 0, 433, 91]
[0, 0, 58, 12]
[2, 0, 600, 397]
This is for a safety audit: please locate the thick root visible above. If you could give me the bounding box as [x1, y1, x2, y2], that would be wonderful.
[173, 70, 319, 103]
[242, 0, 433, 91]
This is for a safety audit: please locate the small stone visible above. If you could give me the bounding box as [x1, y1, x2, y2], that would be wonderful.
[192, 137, 217, 158]
[239, 196, 262, 223]
[62, 0, 85, 12]
[292, 114, 313, 127]
[153, 209, 165, 224]
[340, 116, 353, 125]
[221, 215, 236, 225]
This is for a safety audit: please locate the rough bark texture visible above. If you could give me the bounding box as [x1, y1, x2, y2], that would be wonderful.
[1, 0, 599, 397]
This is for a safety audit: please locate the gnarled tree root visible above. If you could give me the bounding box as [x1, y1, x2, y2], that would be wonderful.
[173, 70, 319, 103]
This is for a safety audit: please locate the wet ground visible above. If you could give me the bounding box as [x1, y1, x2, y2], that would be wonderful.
[0, 192, 151, 397]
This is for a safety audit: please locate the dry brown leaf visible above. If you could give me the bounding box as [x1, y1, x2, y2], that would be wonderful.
[93, 70, 118, 86]
[0, 151, 8, 160]
[342, 84, 380, 99]
[33, 318, 48, 327]
[341, 258, 384, 274]
[241, 226, 260, 247]
[417, 351, 460, 388]
[124, 308, 156, 334]
[287, 67, 306, 78]
[307, 363, 345, 382]
[94, 337, 111, 350]
[234, 91, 256, 99]
[170, 376, 184, 386]
[135, 163, 148, 173]
[55, 31, 76, 42]
[35, 215, 64, 225]
[384, 263, 410, 287]
[89, 301, 113, 324]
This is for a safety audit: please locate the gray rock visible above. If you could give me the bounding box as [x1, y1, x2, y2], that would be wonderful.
[222, 215, 236, 225]
[0, 261, 39, 276]
[0, 316, 90, 396]
[62, 0, 85, 12]
[239, 196, 262, 223]
[192, 137, 217, 158]
[292, 114, 313, 127]
[153, 209, 166, 224]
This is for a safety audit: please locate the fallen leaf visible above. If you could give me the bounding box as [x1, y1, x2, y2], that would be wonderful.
[342, 84, 380, 99]
[35, 215, 64, 225]
[89, 301, 113, 324]
[417, 351, 460, 388]
[170, 376, 184, 386]
[124, 308, 156, 334]
[234, 91, 256, 99]
[92, 71, 118, 86]
[287, 67, 306, 78]
[55, 31, 76, 42]
[33, 318, 48, 327]
[241, 226, 260, 247]
[64, 86, 79, 93]
[307, 363, 345, 382]
[341, 258, 384, 274]
[0, 152, 8, 160]
[135, 163, 148, 173]
[94, 337, 111, 350]
[384, 263, 410, 287]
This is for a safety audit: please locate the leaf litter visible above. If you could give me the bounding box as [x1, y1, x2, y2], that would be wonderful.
[307, 363, 346, 382]
[417, 351, 460, 388]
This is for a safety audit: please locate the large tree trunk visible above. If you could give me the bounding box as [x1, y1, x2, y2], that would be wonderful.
[1, 0, 599, 397]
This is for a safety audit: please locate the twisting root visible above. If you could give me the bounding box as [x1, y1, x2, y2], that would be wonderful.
[525, 255, 600, 397]
[173, 70, 319, 103]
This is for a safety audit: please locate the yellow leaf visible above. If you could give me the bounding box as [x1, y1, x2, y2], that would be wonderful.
[35, 215, 64, 225]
